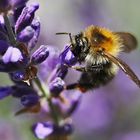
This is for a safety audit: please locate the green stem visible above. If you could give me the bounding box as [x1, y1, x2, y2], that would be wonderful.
[3, 13, 17, 46]
[34, 78, 59, 125]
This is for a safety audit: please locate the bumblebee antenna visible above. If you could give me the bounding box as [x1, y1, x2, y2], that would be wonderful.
[56, 32, 73, 47]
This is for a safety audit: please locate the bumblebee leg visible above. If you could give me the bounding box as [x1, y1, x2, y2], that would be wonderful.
[66, 83, 79, 90]
[66, 83, 87, 92]
[71, 66, 87, 72]
[71, 65, 103, 72]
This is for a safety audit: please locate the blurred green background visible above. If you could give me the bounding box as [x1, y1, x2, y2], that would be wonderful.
[1, 0, 140, 140]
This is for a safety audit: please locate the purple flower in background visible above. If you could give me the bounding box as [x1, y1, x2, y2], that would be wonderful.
[38, 46, 60, 81]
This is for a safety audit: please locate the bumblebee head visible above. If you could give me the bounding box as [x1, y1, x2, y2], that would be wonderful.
[71, 33, 89, 62]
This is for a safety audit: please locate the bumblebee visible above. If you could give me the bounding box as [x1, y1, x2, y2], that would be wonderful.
[57, 25, 140, 92]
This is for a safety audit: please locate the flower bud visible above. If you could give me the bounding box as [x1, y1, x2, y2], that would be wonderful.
[60, 45, 77, 66]
[12, 84, 37, 98]
[31, 45, 49, 65]
[32, 122, 53, 139]
[49, 77, 65, 97]
[28, 18, 40, 51]
[17, 26, 35, 42]
[15, 3, 39, 33]
[0, 86, 13, 99]
[21, 94, 39, 107]
[11, 71, 25, 81]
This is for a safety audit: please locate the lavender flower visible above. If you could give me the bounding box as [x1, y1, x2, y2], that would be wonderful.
[49, 77, 65, 97]
[60, 45, 77, 66]
[2, 47, 23, 64]
[31, 45, 49, 65]
[32, 121, 73, 139]
[0, 2, 49, 82]
[15, 2, 39, 33]
[0, 14, 81, 138]
[17, 26, 35, 42]
[32, 122, 54, 139]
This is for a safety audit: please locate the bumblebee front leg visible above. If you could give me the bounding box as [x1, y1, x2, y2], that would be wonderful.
[66, 83, 87, 93]
[71, 66, 87, 72]
[71, 65, 102, 72]
[66, 83, 79, 90]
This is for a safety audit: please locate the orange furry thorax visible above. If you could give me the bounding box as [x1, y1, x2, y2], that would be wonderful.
[83, 25, 122, 57]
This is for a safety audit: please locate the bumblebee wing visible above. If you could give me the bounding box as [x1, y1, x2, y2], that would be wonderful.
[103, 51, 140, 88]
[115, 32, 137, 53]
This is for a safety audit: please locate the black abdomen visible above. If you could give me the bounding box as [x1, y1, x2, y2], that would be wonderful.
[78, 62, 115, 91]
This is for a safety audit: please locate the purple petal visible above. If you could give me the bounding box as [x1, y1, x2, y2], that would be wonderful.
[17, 26, 35, 42]
[60, 45, 77, 66]
[12, 84, 37, 98]
[13, 4, 25, 22]
[49, 77, 65, 97]
[15, 3, 39, 33]
[0, 40, 9, 54]
[0, 86, 13, 99]
[10, 70, 26, 81]
[31, 45, 49, 65]
[32, 122, 53, 139]
[28, 18, 40, 51]
[21, 94, 39, 107]
[31, 18, 40, 30]
[2, 47, 23, 64]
